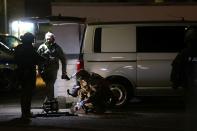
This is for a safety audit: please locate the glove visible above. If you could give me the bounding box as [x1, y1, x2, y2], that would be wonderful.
[67, 89, 70, 95]
[80, 101, 85, 106]
[61, 74, 70, 80]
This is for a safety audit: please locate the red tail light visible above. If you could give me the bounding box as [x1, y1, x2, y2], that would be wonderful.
[77, 59, 84, 71]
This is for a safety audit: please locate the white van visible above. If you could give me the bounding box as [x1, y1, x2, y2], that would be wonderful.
[77, 21, 197, 107]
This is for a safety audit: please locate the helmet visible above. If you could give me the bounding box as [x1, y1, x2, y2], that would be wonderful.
[76, 69, 90, 82]
[20, 32, 34, 43]
[184, 26, 197, 45]
[45, 32, 55, 40]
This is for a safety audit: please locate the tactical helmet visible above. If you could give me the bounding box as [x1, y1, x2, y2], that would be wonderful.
[20, 32, 34, 43]
[45, 32, 55, 40]
[184, 26, 197, 46]
[76, 69, 90, 82]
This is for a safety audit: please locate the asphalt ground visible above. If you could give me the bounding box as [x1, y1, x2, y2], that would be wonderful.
[0, 88, 189, 131]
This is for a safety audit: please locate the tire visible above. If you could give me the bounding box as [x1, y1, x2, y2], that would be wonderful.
[109, 81, 131, 107]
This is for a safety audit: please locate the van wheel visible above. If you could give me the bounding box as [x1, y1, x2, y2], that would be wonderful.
[109, 81, 130, 107]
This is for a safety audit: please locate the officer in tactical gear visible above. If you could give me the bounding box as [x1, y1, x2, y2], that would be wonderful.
[37, 32, 70, 107]
[85, 72, 114, 113]
[67, 70, 92, 111]
[171, 26, 197, 131]
[68, 69, 114, 114]
[14, 32, 42, 120]
[171, 26, 197, 89]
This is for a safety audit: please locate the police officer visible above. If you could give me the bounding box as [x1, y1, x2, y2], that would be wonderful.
[37, 32, 69, 102]
[171, 26, 197, 131]
[171, 27, 197, 89]
[14, 32, 41, 120]
[73, 69, 113, 114]
[86, 72, 113, 113]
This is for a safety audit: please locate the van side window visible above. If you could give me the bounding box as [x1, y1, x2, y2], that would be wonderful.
[136, 26, 186, 52]
[95, 26, 136, 53]
[94, 28, 102, 53]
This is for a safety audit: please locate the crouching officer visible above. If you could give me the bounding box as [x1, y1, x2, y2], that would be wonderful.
[70, 70, 114, 114]
[86, 72, 114, 113]
[67, 70, 92, 111]
[37, 32, 70, 112]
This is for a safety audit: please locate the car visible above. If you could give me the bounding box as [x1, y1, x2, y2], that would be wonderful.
[0, 34, 22, 91]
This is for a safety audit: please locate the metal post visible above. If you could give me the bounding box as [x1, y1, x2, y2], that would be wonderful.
[4, 0, 8, 34]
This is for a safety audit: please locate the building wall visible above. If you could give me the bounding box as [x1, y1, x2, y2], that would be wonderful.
[0, 0, 4, 33]
[0, 0, 25, 33]
[24, 0, 51, 17]
[52, 3, 197, 22]
[8, 0, 25, 20]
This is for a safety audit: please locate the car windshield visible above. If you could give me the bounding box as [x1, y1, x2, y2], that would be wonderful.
[0, 35, 21, 49]
[0, 41, 11, 53]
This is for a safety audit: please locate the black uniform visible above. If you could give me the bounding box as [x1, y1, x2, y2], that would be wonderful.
[171, 27, 197, 89]
[170, 27, 197, 131]
[14, 32, 41, 119]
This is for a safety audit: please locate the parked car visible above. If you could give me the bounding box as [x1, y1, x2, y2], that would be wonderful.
[0, 34, 21, 91]
[78, 21, 197, 107]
